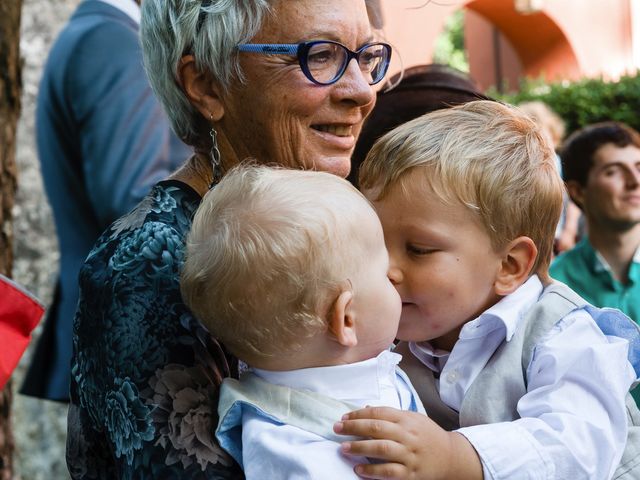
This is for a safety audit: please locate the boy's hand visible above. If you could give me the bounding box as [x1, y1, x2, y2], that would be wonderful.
[334, 407, 483, 480]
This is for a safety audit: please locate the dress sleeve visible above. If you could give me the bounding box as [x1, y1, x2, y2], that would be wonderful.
[68, 190, 241, 479]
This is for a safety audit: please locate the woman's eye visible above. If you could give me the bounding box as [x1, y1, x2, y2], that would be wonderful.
[359, 50, 382, 68]
[307, 46, 338, 67]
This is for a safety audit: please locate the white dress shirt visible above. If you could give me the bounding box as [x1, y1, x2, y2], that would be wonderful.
[410, 275, 636, 480]
[96, 0, 140, 24]
[240, 350, 422, 480]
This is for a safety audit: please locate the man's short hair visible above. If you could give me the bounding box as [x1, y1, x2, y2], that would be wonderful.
[181, 165, 372, 365]
[561, 121, 640, 186]
[359, 100, 563, 278]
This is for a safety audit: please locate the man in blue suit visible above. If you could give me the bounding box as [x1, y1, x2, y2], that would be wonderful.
[22, 0, 191, 401]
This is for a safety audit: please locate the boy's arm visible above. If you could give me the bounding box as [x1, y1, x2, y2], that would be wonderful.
[335, 407, 482, 480]
[456, 309, 633, 479]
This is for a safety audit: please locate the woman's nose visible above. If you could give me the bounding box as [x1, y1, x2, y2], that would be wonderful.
[332, 59, 375, 107]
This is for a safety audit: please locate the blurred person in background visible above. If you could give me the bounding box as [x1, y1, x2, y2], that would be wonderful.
[348, 63, 488, 187]
[21, 0, 190, 402]
[550, 121, 640, 325]
[518, 101, 582, 255]
[67, 0, 390, 477]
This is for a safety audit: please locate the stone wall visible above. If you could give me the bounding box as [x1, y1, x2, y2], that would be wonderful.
[12, 0, 80, 478]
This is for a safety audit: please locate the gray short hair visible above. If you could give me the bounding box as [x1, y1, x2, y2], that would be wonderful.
[140, 0, 272, 147]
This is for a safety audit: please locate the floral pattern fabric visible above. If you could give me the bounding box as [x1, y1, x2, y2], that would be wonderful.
[67, 180, 242, 479]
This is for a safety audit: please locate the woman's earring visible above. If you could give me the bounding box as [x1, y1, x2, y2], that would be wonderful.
[209, 115, 222, 188]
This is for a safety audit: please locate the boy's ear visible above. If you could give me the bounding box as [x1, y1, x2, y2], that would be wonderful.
[327, 288, 358, 348]
[494, 236, 537, 296]
[565, 180, 585, 209]
[178, 54, 225, 121]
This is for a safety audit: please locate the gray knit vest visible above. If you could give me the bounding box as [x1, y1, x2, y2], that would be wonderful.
[397, 282, 640, 479]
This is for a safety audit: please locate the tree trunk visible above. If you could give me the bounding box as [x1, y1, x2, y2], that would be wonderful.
[0, 1, 24, 478]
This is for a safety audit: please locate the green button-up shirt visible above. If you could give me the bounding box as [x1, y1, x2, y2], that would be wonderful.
[550, 238, 640, 324]
[551, 239, 640, 405]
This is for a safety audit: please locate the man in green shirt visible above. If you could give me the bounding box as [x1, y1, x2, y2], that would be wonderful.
[550, 121, 640, 323]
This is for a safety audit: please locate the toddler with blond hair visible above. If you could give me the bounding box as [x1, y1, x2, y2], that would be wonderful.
[180, 164, 425, 479]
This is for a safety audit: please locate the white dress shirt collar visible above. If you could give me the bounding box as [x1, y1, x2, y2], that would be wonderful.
[469, 274, 544, 343]
[410, 275, 544, 371]
[252, 350, 401, 404]
[96, 0, 141, 25]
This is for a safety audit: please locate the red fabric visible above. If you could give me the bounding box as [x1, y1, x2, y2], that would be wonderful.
[0, 274, 44, 390]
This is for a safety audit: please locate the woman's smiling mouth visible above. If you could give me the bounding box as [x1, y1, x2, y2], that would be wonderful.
[311, 124, 353, 137]
[311, 124, 356, 150]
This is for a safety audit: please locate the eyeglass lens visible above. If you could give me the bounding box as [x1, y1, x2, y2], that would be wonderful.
[306, 42, 389, 85]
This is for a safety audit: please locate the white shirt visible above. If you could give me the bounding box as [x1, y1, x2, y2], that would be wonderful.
[410, 275, 636, 480]
[96, 0, 140, 24]
[241, 350, 422, 480]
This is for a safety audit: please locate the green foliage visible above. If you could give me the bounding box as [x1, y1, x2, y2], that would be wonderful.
[492, 73, 640, 135]
[433, 10, 469, 73]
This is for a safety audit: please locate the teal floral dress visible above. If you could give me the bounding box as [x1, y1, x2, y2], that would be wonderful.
[67, 180, 242, 479]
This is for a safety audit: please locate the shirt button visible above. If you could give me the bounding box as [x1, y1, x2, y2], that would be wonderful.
[445, 370, 459, 384]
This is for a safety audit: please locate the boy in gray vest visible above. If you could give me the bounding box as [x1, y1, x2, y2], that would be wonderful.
[335, 100, 640, 479]
[180, 165, 425, 479]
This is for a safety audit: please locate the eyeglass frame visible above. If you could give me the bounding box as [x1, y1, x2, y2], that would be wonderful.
[236, 40, 392, 86]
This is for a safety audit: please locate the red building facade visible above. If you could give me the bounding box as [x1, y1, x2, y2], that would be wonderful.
[376, 0, 640, 91]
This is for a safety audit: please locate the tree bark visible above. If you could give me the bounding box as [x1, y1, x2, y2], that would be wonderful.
[0, 1, 23, 478]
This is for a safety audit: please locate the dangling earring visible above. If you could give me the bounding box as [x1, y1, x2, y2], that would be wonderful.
[209, 114, 222, 188]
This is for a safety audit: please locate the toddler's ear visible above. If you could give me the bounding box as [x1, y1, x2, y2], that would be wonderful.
[494, 236, 537, 296]
[328, 289, 358, 348]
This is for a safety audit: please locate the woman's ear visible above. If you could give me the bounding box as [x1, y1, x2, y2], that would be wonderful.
[328, 289, 358, 348]
[494, 236, 538, 296]
[178, 54, 225, 122]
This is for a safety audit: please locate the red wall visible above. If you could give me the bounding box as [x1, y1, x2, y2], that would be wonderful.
[377, 0, 637, 92]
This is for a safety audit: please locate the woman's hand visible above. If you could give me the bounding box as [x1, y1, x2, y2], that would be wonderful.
[333, 407, 483, 480]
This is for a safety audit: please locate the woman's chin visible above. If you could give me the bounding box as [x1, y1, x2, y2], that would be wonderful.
[305, 154, 352, 178]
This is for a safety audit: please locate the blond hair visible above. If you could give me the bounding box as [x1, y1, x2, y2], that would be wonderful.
[360, 100, 563, 278]
[181, 164, 372, 365]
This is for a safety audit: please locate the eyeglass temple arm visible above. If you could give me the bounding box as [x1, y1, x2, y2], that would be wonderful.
[236, 44, 299, 55]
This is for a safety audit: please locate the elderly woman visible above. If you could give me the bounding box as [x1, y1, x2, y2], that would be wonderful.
[66, 0, 390, 478]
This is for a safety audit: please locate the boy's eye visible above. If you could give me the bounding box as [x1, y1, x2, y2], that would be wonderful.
[406, 244, 436, 256]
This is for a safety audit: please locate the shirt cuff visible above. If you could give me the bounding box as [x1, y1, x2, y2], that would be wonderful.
[457, 421, 555, 480]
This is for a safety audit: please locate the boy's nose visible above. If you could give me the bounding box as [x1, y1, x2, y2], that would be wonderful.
[387, 265, 403, 285]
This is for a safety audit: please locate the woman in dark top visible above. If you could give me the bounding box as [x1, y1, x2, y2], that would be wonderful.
[66, 0, 391, 478]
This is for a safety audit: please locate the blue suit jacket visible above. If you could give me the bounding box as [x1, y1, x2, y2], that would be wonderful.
[22, 0, 191, 401]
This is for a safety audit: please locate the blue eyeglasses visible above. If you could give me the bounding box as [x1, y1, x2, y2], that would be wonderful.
[236, 40, 392, 86]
